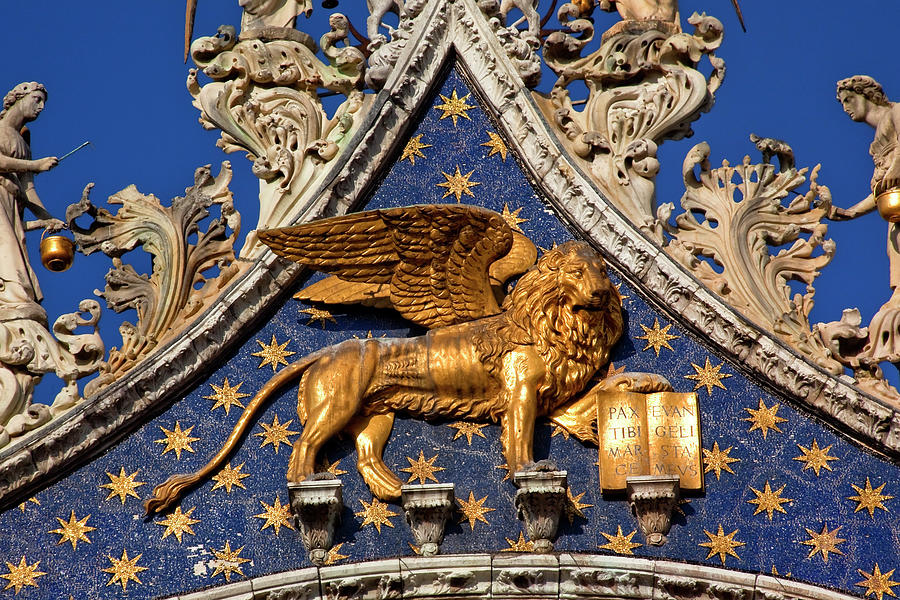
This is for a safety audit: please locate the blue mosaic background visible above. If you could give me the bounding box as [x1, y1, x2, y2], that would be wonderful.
[2, 65, 900, 599]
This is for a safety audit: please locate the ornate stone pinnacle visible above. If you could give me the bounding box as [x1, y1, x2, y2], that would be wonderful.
[513, 468, 568, 553]
[626, 475, 680, 546]
[288, 478, 343, 565]
[401, 483, 455, 556]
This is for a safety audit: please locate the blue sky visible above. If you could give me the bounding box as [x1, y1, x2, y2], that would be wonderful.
[2, 0, 899, 391]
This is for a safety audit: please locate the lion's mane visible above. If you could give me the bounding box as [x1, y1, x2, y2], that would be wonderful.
[474, 241, 624, 414]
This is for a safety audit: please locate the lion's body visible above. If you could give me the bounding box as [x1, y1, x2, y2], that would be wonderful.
[145, 241, 625, 511]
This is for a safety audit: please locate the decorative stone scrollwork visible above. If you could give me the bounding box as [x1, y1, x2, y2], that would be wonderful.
[664, 142, 841, 375]
[513, 465, 568, 553]
[187, 14, 374, 257]
[367, 0, 428, 90]
[626, 475, 679, 546]
[67, 162, 241, 397]
[288, 478, 343, 566]
[401, 483, 455, 556]
[477, 0, 541, 87]
[539, 7, 725, 238]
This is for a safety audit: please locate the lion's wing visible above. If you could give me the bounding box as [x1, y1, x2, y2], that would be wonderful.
[258, 205, 529, 328]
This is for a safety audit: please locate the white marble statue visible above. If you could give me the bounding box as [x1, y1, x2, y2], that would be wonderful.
[0, 82, 103, 446]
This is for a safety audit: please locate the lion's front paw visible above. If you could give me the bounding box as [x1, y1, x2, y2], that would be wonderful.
[597, 372, 674, 393]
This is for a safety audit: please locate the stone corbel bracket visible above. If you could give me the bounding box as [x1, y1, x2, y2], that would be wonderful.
[401, 483, 455, 556]
[288, 479, 344, 566]
[626, 475, 680, 546]
[513, 469, 568, 553]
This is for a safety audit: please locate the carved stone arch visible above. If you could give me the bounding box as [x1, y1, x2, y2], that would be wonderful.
[163, 554, 860, 600]
[2, 0, 899, 511]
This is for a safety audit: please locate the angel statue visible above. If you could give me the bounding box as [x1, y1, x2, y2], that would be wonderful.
[146, 204, 673, 514]
[0, 82, 103, 447]
[823, 76, 900, 378]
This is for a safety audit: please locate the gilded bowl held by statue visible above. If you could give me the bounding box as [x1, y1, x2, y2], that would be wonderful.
[40, 232, 75, 272]
[877, 188, 900, 223]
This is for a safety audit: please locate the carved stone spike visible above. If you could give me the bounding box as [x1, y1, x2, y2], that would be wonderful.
[401, 483, 455, 556]
[288, 479, 343, 565]
[626, 475, 679, 546]
[513, 468, 568, 553]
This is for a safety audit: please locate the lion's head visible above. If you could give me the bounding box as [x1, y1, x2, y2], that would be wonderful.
[497, 241, 624, 408]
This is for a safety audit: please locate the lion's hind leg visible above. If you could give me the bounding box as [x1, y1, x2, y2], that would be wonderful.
[287, 341, 377, 483]
[347, 412, 403, 501]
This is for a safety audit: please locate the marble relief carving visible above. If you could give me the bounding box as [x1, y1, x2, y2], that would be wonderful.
[186, 9, 374, 257]
[67, 163, 242, 396]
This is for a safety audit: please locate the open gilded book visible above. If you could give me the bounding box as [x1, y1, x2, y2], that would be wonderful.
[596, 391, 703, 492]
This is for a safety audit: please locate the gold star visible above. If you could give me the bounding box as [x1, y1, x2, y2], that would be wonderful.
[703, 441, 740, 480]
[102, 550, 147, 591]
[434, 90, 475, 126]
[482, 131, 508, 160]
[49, 511, 96, 550]
[794, 440, 839, 476]
[252, 334, 295, 371]
[849, 478, 893, 518]
[614, 283, 629, 302]
[502, 531, 534, 552]
[0, 557, 45, 595]
[449, 421, 488, 444]
[317, 456, 348, 476]
[699, 524, 745, 565]
[743, 398, 787, 439]
[211, 541, 250, 582]
[211, 462, 250, 493]
[674, 497, 692, 516]
[325, 543, 348, 565]
[685, 357, 731, 395]
[457, 491, 495, 530]
[500, 203, 527, 232]
[771, 565, 793, 578]
[496, 462, 511, 481]
[800, 523, 845, 563]
[100, 468, 146, 504]
[437, 166, 481, 202]
[155, 422, 200, 459]
[17, 498, 39, 512]
[857, 564, 900, 600]
[636, 318, 680, 356]
[300, 307, 337, 329]
[748, 481, 792, 520]
[598, 525, 642, 555]
[355, 497, 398, 533]
[566, 488, 592, 523]
[401, 134, 431, 165]
[203, 378, 250, 415]
[255, 414, 298, 453]
[253, 496, 295, 535]
[400, 450, 444, 484]
[156, 506, 200, 543]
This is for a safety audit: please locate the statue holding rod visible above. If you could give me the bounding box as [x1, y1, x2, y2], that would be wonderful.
[824, 76, 900, 375]
[0, 81, 103, 446]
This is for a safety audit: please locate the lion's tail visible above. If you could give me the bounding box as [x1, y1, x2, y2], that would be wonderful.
[143, 353, 319, 515]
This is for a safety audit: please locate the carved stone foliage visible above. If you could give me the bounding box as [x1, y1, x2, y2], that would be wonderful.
[664, 142, 841, 375]
[289, 478, 344, 566]
[367, 0, 429, 90]
[626, 475, 678, 546]
[401, 484, 455, 556]
[539, 8, 725, 237]
[514, 467, 568, 553]
[67, 163, 241, 397]
[477, 0, 542, 88]
[187, 17, 374, 257]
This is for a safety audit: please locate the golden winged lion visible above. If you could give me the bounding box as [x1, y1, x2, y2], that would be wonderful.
[145, 204, 671, 513]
